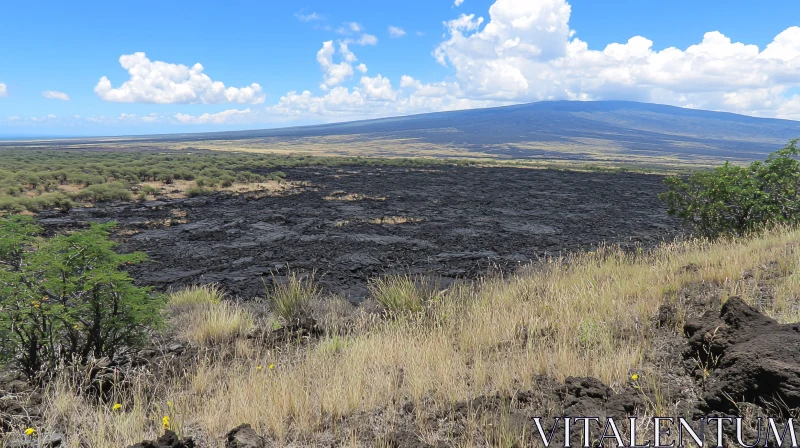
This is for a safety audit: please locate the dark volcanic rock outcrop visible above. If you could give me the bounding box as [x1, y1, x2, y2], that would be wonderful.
[127, 430, 195, 448]
[684, 297, 800, 415]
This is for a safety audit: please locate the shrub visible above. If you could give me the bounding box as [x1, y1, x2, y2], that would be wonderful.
[660, 139, 800, 237]
[0, 216, 163, 377]
[186, 186, 212, 197]
[141, 185, 159, 196]
[70, 182, 132, 202]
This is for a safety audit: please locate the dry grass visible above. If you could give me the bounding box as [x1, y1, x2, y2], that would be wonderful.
[267, 272, 322, 321]
[12, 228, 800, 446]
[334, 216, 424, 227]
[323, 191, 387, 202]
[168, 285, 253, 346]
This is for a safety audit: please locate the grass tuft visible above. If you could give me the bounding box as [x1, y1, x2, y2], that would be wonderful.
[369, 275, 439, 314]
[268, 272, 321, 321]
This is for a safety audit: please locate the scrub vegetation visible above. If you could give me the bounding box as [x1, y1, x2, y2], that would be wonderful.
[0, 149, 482, 213]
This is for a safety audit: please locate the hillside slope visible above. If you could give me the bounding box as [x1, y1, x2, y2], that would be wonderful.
[5, 101, 800, 161]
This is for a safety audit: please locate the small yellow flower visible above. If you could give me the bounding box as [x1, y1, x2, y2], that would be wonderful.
[31, 301, 40, 308]
[256, 365, 263, 371]
[25, 428, 35, 436]
[269, 364, 275, 370]
[73, 324, 80, 330]
[112, 403, 122, 411]
[167, 401, 173, 409]
[162, 416, 170, 431]
[631, 374, 639, 381]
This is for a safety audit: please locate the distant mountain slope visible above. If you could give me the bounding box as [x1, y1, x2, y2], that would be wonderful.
[5, 101, 800, 161]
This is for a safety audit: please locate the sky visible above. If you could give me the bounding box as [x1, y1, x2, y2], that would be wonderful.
[1, 0, 800, 137]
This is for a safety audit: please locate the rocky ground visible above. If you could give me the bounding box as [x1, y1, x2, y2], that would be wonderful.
[36, 165, 679, 300]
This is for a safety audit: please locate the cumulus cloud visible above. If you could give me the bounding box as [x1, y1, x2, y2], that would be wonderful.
[174, 108, 253, 124]
[268, 75, 501, 120]
[431, 0, 800, 118]
[454, 0, 465, 5]
[0, 83, 7, 97]
[389, 26, 406, 38]
[42, 90, 70, 101]
[95, 52, 265, 104]
[317, 41, 358, 87]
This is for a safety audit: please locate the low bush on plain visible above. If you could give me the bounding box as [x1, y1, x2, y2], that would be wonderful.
[661, 139, 800, 237]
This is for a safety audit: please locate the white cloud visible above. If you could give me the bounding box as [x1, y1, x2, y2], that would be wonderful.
[268, 74, 503, 120]
[95, 52, 265, 104]
[317, 41, 357, 87]
[454, 0, 465, 6]
[337, 22, 363, 35]
[356, 63, 368, 73]
[174, 108, 254, 124]
[389, 26, 406, 38]
[357, 34, 378, 46]
[0, 83, 6, 97]
[42, 90, 70, 101]
[430, 0, 800, 119]
[295, 10, 322, 22]
[30, 114, 57, 122]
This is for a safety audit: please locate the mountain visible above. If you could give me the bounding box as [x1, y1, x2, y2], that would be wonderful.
[5, 101, 800, 161]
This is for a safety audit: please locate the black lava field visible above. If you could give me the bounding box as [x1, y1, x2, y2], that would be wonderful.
[37, 165, 680, 300]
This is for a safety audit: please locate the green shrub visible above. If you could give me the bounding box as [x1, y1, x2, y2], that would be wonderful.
[141, 185, 159, 195]
[0, 216, 164, 377]
[660, 139, 800, 237]
[70, 182, 132, 202]
[186, 185, 213, 197]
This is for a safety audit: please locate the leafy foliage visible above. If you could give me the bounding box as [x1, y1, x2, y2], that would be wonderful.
[0, 216, 164, 377]
[660, 139, 800, 237]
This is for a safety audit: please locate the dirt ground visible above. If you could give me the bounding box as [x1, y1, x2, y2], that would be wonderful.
[36, 165, 680, 300]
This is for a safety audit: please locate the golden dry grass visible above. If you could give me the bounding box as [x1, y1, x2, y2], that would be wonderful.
[12, 228, 800, 446]
[168, 285, 253, 346]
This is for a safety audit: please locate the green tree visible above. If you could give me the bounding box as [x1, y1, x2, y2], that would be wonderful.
[660, 139, 800, 237]
[0, 216, 163, 377]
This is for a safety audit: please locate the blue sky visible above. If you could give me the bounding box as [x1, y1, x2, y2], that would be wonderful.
[1, 0, 800, 137]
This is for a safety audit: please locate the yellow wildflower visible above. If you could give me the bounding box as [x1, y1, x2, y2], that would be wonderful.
[167, 401, 173, 409]
[256, 365, 263, 371]
[112, 403, 122, 411]
[631, 373, 639, 381]
[162, 416, 170, 431]
[25, 428, 35, 436]
[269, 364, 275, 370]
